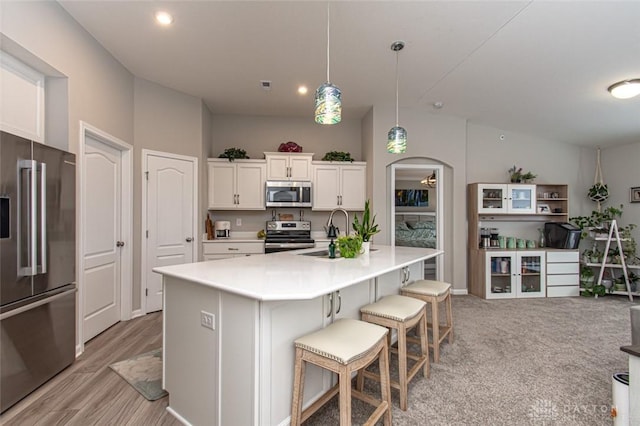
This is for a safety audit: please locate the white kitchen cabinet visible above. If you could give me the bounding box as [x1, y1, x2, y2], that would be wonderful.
[261, 279, 373, 425]
[264, 152, 313, 181]
[546, 250, 579, 297]
[207, 159, 266, 210]
[476, 183, 536, 214]
[376, 261, 424, 300]
[485, 251, 546, 299]
[312, 162, 366, 211]
[202, 240, 264, 261]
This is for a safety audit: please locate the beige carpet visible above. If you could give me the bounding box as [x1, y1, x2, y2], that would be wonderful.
[305, 295, 635, 425]
[109, 348, 168, 401]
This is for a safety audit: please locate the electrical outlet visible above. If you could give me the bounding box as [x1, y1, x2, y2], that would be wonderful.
[236, 218, 242, 226]
[200, 311, 215, 330]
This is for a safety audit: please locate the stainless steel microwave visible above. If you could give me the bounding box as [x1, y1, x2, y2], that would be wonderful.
[265, 181, 312, 208]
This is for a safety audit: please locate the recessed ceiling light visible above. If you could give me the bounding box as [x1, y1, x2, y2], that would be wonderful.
[608, 79, 640, 99]
[298, 86, 308, 95]
[155, 11, 173, 26]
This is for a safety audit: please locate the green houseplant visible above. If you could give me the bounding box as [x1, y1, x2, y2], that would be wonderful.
[337, 235, 363, 258]
[352, 200, 380, 243]
[322, 151, 354, 162]
[218, 147, 249, 161]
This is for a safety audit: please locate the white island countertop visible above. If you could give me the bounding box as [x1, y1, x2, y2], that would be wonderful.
[154, 245, 442, 301]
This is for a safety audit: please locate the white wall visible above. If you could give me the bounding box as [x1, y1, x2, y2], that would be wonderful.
[210, 114, 362, 160]
[601, 141, 640, 246]
[366, 105, 467, 291]
[0, 1, 134, 152]
[133, 77, 209, 309]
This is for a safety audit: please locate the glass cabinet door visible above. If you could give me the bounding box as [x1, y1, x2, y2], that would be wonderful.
[508, 184, 536, 213]
[478, 184, 508, 213]
[486, 252, 515, 298]
[516, 252, 546, 297]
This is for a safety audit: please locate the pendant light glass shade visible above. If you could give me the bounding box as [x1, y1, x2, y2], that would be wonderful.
[315, 82, 342, 124]
[314, 3, 341, 125]
[387, 126, 407, 153]
[388, 41, 406, 153]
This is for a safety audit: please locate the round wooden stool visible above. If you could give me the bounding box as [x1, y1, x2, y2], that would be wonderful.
[401, 279, 454, 363]
[291, 318, 392, 426]
[359, 295, 430, 411]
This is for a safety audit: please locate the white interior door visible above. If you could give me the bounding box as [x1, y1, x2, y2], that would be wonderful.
[83, 136, 122, 342]
[145, 152, 196, 312]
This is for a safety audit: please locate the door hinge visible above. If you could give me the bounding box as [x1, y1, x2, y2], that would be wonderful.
[146, 230, 149, 238]
[145, 171, 149, 180]
[146, 288, 148, 296]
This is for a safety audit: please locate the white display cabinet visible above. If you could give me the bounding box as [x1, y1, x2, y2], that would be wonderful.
[477, 183, 536, 214]
[485, 251, 546, 299]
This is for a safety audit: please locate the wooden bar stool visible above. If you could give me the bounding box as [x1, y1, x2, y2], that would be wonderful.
[401, 279, 454, 363]
[291, 318, 392, 426]
[359, 295, 429, 411]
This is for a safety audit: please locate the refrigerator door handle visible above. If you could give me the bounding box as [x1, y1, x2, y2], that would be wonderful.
[0, 286, 76, 321]
[18, 159, 37, 277]
[38, 162, 47, 274]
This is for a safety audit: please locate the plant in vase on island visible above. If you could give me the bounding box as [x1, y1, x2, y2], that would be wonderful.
[352, 199, 380, 254]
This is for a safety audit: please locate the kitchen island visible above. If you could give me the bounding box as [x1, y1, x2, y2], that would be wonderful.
[154, 245, 442, 426]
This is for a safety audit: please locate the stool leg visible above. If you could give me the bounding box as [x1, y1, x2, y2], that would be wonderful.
[397, 323, 408, 411]
[291, 348, 306, 426]
[338, 367, 352, 426]
[379, 339, 392, 426]
[431, 298, 441, 363]
[419, 310, 430, 378]
[446, 292, 454, 344]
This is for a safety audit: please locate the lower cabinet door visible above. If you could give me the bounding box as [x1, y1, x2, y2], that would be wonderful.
[485, 251, 546, 299]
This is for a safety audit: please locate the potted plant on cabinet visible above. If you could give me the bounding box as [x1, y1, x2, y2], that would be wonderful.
[352, 199, 380, 254]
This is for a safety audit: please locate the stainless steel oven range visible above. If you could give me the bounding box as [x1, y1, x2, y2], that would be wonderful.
[264, 220, 314, 253]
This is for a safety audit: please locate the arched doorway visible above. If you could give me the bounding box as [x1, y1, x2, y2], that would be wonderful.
[389, 161, 444, 280]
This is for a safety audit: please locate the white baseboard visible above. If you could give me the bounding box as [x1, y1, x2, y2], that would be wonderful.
[452, 289, 469, 295]
[131, 309, 145, 319]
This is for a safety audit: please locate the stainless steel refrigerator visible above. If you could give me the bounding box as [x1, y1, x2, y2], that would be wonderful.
[0, 131, 76, 413]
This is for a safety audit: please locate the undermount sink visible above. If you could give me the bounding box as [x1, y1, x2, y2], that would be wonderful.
[298, 248, 377, 258]
[299, 250, 333, 257]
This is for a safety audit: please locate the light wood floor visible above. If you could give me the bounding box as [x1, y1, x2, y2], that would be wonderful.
[1, 312, 181, 426]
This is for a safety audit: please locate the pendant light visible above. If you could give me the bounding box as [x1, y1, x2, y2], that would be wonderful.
[421, 171, 436, 188]
[314, 3, 341, 125]
[387, 41, 406, 153]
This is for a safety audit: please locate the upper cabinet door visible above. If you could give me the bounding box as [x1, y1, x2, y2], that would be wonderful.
[477, 183, 536, 214]
[477, 184, 508, 214]
[507, 184, 536, 214]
[265, 153, 312, 181]
[236, 162, 266, 210]
[338, 165, 366, 210]
[208, 161, 236, 209]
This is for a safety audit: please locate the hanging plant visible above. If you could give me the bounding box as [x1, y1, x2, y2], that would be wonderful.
[588, 183, 609, 203]
[588, 148, 609, 205]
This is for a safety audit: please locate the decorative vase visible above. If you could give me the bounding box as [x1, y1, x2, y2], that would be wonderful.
[362, 241, 371, 255]
[538, 228, 545, 248]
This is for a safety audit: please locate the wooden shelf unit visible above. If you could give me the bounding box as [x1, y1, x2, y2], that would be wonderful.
[467, 183, 570, 299]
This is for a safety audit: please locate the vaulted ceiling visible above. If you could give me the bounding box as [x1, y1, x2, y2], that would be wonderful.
[59, 1, 640, 148]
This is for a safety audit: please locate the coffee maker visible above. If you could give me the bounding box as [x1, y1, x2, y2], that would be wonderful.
[480, 228, 491, 248]
[490, 228, 500, 248]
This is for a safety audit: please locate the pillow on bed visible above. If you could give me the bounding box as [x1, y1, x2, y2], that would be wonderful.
[395, 221, 411, 231]
[409, 221, 435, 230]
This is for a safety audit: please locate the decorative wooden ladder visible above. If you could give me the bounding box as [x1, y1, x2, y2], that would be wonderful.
[596, 219, 633, 301]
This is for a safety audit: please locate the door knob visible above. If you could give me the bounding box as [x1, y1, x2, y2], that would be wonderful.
[186, 237, 193, 242]
[116, 241, 125, 247]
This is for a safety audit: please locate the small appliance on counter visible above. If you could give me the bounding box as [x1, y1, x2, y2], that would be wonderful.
[214, 221, 231, 239]
[480, 227, 491, 248]
[490, 228, 500, 248]
[544, 222, 581, 249]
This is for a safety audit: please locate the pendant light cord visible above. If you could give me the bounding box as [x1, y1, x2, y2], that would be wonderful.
[395, 49, 399, 126]
[326, 2, 330, 83]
